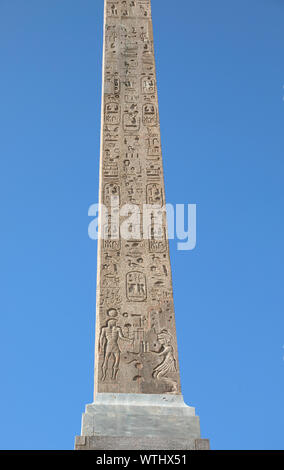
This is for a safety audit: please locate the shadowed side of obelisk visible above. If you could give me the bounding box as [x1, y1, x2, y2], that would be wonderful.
[75, 0, 209, 450]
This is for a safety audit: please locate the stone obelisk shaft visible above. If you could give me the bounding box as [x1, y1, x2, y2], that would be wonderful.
[95, 0, 181, 396]
[75, 0, 210, 450]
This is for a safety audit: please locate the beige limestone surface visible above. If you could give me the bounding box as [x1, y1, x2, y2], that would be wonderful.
[95, 0, 181, 396]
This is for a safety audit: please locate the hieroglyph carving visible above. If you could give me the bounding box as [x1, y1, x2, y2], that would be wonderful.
[95, 0, 181, 395]
[126, 271, 147, 302]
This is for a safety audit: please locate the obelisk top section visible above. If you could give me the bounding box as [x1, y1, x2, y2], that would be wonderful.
[94, 0, 181, 396]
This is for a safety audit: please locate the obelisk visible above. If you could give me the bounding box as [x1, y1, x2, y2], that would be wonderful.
[75, 0, 209, 450]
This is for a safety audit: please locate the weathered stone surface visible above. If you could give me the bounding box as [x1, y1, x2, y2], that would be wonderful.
[75, 436, 210, 451]
[195, 439, 211, 450]
[75, 394, 209, 450]
[80, 393, 200, 439]
[95, 0, 180, 396]
[75, 397, 210, 449]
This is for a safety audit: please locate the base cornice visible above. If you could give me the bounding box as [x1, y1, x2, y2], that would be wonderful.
[75, 393, 209, 450]
[75, 435, 210, 450]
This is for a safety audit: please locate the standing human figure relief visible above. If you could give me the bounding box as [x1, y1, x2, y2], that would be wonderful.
[99, 314, 133, 381]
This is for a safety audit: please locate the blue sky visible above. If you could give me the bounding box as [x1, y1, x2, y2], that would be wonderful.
[0, 0, 283, 450]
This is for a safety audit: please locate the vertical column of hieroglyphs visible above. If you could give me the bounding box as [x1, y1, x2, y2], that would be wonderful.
[95, 0, 181, 395]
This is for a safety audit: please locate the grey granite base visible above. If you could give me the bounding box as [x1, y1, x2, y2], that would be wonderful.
[75, 393, 210, 450]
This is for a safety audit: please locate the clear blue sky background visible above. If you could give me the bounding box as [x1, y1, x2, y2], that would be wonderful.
[0, 0, 283, 450]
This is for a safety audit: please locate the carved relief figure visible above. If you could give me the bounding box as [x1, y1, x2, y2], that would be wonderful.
[105, 76, 120, 94]
[104, 125, 119, 142]
[105, 102, 121, 125]
[149, 225, 167, 253]
[103, 216, 121, 251]
[123, 103, 141, 133]
[143, 104, 157, 126]
[147, 134, 161, 159]
[104, 183, 120, 206]
[142, 76, 155, 94]
[103, 162, 119, 178]
[138, 0, 150, 17]
[99, 316, 133, 381]
[146, 162, 161, 178]
[124, 42, 138, 58]
[152, 330, 177, 391]
[147, 183, 163, 205]
[124, 240, 145, 258]
[107, 2, 119, 17]
[126, 271, 147, 301]
[100, 287, 122, 307]
[121, 0, 136, 17]
[104, 144, 119, 163]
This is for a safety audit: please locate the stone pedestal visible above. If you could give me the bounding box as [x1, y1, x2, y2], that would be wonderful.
[75, 393, 210, 450]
